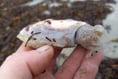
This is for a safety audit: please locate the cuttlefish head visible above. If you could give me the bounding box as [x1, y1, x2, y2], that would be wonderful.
[75, 24, 105, 51]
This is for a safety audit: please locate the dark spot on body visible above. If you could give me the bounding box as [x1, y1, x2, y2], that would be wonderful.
[34, 32, 41, 34]
[32, 38, 36, 40]
[31, 31, 34, 34]
[46, 37, 52, 42]
[25, 26, 29, 31]
[52, 38, 56, 42]
[45, 20, 51, 24]
[74, 30, 78, 40]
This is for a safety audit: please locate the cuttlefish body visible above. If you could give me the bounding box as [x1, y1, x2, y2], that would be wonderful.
[17, 19, 105, 55]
